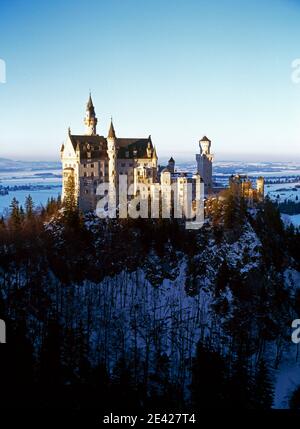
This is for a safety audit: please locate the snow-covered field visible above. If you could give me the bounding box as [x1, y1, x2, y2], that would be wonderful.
[266, 182, 300, 203]
[0, 169, 62, 215]
[1, 159, 300, 216]
[281, 213, 300, 228]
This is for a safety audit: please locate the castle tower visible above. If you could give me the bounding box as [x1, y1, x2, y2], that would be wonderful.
[107, 119, 117, 203]
[146, 142, 152, 158]
[168, 157, 175, 173]
[196, 136, 213, 195]
[84, 93, 98, 135]
[256, 176, 265, 200]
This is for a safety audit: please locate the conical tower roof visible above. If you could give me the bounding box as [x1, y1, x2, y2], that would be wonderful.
[86, 93, 95, 115]
[108, 119, 116, 139]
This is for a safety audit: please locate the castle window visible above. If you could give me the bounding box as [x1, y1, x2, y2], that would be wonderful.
[91, 163, 94, 168]
[85, 190, 89, 194]
[91, 172, 94, 178]
[84, 172, 87, 177]
[84, 163, 87, 168]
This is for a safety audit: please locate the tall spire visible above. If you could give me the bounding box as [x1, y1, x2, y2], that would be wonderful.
[86, 92, 95, 115]
[84, 93, 97, 135]
[108, 118, 116, 139]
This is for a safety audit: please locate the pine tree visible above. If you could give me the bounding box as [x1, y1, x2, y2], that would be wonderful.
[252, 359, 274, 409]
[190, 342, 229, 409]
[0, 216, 5, 230]
[19, 205, 25, 222]
[63, 174, 76, 213]
[224, 193, 238, 229]
[228, 352, 253, 409]
[149, 352, 173, 407]
[25, 194, 34, 218]
[210, 198, 222, 227]
[239, 195, 247, 219]
[9, 197, 21, 227]
[75, 320, 90, 382]
[215, 260, 231, 295]
[290, 386, 300, 409]
[40, 319, 63, 387]
[112, 357, 138, 409]
[63, 174, 83, 227]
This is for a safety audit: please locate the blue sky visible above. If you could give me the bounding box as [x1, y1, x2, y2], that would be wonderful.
[0, 0, 300, 162]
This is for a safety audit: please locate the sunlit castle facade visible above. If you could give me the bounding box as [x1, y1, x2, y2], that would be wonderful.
[229, 174, 265, 201]
[61, 94, 158, 212]
[60, 95, 215, 214]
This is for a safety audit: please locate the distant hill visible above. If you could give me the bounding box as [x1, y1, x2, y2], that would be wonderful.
[0, 158, 60, 172]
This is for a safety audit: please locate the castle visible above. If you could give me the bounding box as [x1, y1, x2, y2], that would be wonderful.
[61, 94, 158, 212]
[60, 94, 263, 215]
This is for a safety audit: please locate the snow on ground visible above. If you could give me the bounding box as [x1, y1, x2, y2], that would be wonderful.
[273, 269, 300, 408]
[0, 169, 62, 215]
[285, 269, 300, 290]
[266, 181, 300, 203]
[226, 227, 262, 272]
[274, 360, 300, 408]
[281, 213, 300, 228]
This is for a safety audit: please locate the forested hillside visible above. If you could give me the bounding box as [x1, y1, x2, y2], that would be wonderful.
[0, 192, 300, 411]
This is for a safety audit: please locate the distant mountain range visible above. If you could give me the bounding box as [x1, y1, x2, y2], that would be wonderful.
[1, 157, 300, 176]
[179, 160, 300, 176]
[0, 158, 60, 172]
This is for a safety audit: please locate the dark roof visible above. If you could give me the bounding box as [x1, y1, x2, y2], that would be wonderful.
[108, 120, 116, 139]
[86, 94, 95, 115]
[116, 137, 153, 159]
[168, 157, 175, 163]
[68, 134, 154, 160]
[69, 135, 107, 160]
[200, 135, 211, 142]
